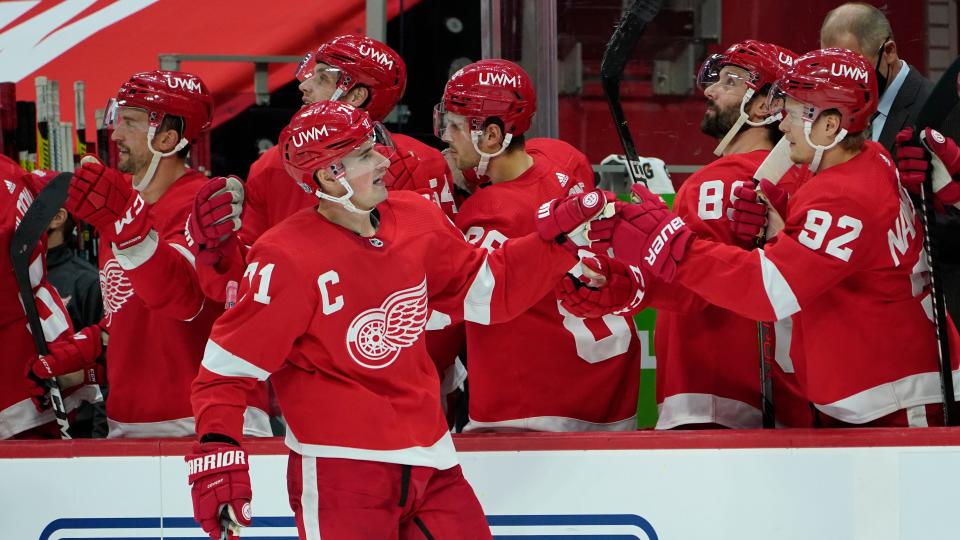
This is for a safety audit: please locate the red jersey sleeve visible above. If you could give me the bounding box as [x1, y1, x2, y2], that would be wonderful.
[675, 186, 872, 322]
[425, 210, 579, 325]
[113, 184, 206, 321]
[192, 243, 316, 441]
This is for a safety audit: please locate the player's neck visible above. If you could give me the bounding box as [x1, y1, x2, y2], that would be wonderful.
[485, 151, 534, 184]
[316, 203, 378, 237]
[723, 126, 773, 157]
[817, 146, 861, 172]
[137, 159, 188, 204]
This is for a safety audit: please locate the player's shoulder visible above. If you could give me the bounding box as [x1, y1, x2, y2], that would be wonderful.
[249, 207, 321, 261]
[526, 137, 580, 159]
[686, 150, 766, 186]
[247, 146, 283, 180]
[792, 144, 899, 219]
[386, 188, 448, 218]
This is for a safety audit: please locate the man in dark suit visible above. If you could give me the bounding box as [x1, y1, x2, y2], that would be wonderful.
[820, 2, 933, 154]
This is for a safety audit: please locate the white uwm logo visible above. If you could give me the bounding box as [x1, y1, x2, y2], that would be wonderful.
[359, 44, 393, 69]
[479, 72, 519, 87]
[291, 125, 330, 147]
[0, 0, 161, 82]
[165, 75, 202, 94]
[831, 63, 869, 82]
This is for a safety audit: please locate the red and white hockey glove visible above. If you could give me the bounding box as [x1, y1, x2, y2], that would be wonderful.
[728, 179, 787, 241]
[186, 176, 244, 266]
[589, 183, 693, 283]
[557, 255, 641, 318]
[186, 439, 252, 540]
[895, 127, 960, 211]
[30, 324, 103, 379]
[66, 157, 152, 250]
[386, 149, 419, 191]
[536, 190, 610, 254]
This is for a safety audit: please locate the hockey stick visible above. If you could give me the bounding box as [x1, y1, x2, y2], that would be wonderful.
[750, 137, 795, 428]
[600, 0, 663, 187]
[911, 56, 960, 426]
[10, 171, 73, 438]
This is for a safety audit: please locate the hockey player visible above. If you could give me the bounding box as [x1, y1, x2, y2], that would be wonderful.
[0, 157, 101, 439]
[593, 48, 960, 427]
[184, 100, 607, 539]
[64, 71, 270, 437]
[433, 59, 642, 432]
[560, 41, 811, 428]
[189, 34, 457, 304]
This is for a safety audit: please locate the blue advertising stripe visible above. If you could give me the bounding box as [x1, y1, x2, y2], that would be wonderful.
[41, 514, 656, 539]
[487, 514, 658, 539]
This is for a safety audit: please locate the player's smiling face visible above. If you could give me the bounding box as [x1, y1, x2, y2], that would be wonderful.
[111, 107, 151, 174]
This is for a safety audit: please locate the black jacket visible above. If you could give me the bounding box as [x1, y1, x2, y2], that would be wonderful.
[46, 244, 103, 329]
[876, 65, 934, 153]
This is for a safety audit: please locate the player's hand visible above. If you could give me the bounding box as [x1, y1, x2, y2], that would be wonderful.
[536, 190, 610, 253]
[728, 179, 787, 241]
[556, 254, 641, 318]
[896, 127, 960, 210]
[30, 324, 103, 379]
[66, 156, 152, 250]
[589, 183, 693, 282]
[186, 176, 244, 266]
[186, 439, 252, 540]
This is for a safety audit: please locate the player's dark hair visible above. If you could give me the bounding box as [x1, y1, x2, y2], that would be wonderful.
[482, 117, 526, 152]
[159, 114, 191, 159]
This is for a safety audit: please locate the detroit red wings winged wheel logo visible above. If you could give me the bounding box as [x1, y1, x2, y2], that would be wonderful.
[99, 258, 135, 324]
[345, 278, 429, 369]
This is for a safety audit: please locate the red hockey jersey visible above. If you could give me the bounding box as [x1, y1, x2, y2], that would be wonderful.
[0, 158, 99, 438]
[654, 150, 811, 428]
[455, 156, 642, 432]
[526, 138, 595, 189]
[192, 191, 578, 468]
[99, 169, 269, 437]
[675, 142, 960, 425]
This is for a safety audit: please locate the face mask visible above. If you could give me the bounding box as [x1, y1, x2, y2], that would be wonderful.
[874, 38, 890, 95]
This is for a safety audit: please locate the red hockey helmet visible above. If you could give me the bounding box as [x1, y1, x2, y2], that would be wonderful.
[297, 35, 407, 122]
[279, 100, 394, 190]
[698, 40, 797, 92]
[438, 59, 537, 137]
[112, 70, 213, 143]
[771, 48, 878, 133]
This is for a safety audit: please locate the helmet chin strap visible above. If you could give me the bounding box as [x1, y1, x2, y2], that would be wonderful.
[803, 120, 847, 173]
[471, 131, 513, 177]
[133, 125, 189, 192]
[713, 88, 784, 157]
[314, 168, 373, 215]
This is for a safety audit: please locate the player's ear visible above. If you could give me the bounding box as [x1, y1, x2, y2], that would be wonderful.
[346, 86, 369, 108]
[49, 208, 68, 231]
[823, 111, 842, 137]
[482, 122, 504, 148]
[153, 127, 180, 153]
[749, 93, 770, 121]
[313, 168, 336, 191]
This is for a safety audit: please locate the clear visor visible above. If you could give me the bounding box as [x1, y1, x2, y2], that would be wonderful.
[296, 54, 343, 85]
[766, 84, 818, 125]
[102, 98, 150, 132]
[698, 60, 751, 92]
[433, 103, 470, 140]
[338, 122, 396, 179]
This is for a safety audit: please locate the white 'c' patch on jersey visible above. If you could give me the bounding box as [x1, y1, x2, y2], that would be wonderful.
[100, 258, 135, 324]
[345, 278, 428, 369]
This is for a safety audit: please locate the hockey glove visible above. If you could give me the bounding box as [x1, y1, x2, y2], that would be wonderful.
[728, 180, 787, 242]
[30, 324, 103, 379]
[536, 190, 610, 253]
[386, 149, 419, 191]
[66, 157, 153, 250]
[589, 183, 693, 283]
[557, 255, 641, 318]
[896, 127, 960, 211]
[186, 439, 252, 540]
[186, 176, 244, 266]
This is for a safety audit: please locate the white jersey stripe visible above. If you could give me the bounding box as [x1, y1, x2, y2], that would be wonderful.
[202, 340, 272, 381]
[463, 256, 494, 324]
[816, 368, 960, 424]
[759, 249, 801, 319]
[301, 455, 321, 540]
